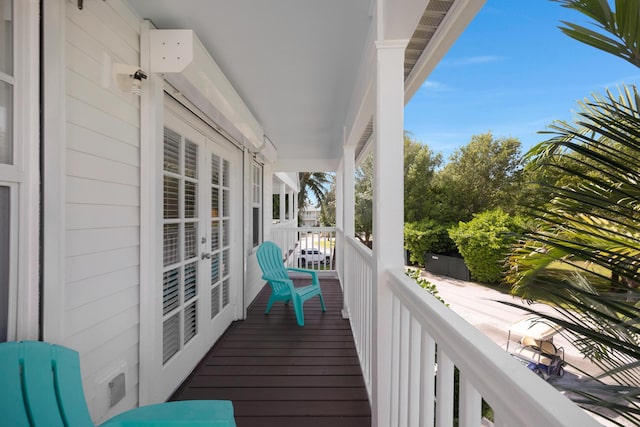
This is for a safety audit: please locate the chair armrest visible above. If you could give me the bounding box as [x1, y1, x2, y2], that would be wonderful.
[285, 268, 319, 281]
[262, 273, 297, 293]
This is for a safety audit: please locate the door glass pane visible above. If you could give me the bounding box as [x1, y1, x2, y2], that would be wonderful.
[0, 187, 9, 342]
[211, 253, 219, 284]
[211, 154, 220, 185]
[163, 268, 180, 315]
[0, 0, 12, 76]
[184, 222, 196, 259]
[222, 219, 229, 247]
[222, 278, 229, 307]
[210, 285, 220, 319]
[0, 81, 13, 165]
[184, 181, 196, 218]
[184, 302, 197, 344]
[184, 140, 197, 178]
[163, 224, 179, 266]
[222, 159, 229, 187]
[184, 261, 197, 302]
[163, 177, 179, 219]
[222, 189, 229, 217]
[211, 220, 219, 252]
[162, 314, 180, 363]
[211, 187, 219, 218]
[164, 128, 180, 173]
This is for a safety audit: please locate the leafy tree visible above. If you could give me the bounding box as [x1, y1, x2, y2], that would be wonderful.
[449, 208, 520, 283]
[433, 132, 524, 223]
[319, 176, 336, 227]
[507, 0, 640, 421]
[404, 133, 442, 222]
[355, 153, 373, 247]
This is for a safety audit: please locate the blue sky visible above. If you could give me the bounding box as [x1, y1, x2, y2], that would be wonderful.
[404, 0, 640, 160]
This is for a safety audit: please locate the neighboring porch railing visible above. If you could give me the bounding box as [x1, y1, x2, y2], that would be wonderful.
[270, 226, 336, 271]
[344, 235, 373, 393]
[343, 235, 599, 427]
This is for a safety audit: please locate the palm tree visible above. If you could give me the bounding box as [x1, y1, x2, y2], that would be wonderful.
[298, 172, 330, 225]
[507, 1, 640, 423]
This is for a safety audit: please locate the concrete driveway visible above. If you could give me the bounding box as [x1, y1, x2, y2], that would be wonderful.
[419, 270, 635, 426]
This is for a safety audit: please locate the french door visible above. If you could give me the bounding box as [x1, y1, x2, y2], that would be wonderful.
[152, 99, 241, 400]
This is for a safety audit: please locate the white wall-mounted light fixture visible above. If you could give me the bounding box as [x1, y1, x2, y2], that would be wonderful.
[112, 63, 148, 96]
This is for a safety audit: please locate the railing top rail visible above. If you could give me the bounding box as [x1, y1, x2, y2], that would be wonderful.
[273, 226, 338, 232]
[387, 268, 600, 427]
[345, 235, 373, 261]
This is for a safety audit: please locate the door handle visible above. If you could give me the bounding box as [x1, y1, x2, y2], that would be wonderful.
[201, 252, 211, 260]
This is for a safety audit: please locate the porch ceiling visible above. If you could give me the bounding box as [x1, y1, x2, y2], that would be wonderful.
[127, 0, 373, 167]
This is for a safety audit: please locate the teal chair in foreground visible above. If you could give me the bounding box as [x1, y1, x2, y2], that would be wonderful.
[0, 340, 236, 427]
[257, 241, 327, 326]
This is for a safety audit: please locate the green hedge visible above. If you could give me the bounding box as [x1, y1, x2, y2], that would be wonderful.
[404, 219, 457, 265]
[448, 209, 520, 283]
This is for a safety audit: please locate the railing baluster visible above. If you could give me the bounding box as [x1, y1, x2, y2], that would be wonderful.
[390, 296, 401, 427]
[420, 330, 435, 427]
[399, 306, 410, 427]
[408, 316, 421, 427]
[459, 371, 481, 427]
[436, 351, 454, 427]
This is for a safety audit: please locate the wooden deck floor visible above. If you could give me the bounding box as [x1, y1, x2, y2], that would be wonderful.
[170, 278, 372, 426]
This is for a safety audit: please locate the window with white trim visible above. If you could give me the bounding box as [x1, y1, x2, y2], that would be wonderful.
[0, 0, 14, 342]
[251, 161, 262, 248]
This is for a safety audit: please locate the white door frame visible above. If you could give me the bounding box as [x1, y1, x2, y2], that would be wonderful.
[1, 0, 41, 342]
[139, 90, 243, 404]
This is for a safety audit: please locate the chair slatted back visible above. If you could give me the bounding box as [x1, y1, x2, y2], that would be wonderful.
[0, 341, 31, 426]
[0, 341, 94, 427]
[257, 241, 291, 293]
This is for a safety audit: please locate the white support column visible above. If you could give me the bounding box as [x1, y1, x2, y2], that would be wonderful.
[279, 182, 286, 223]
[42, 0, 67, 343]
[341, 146, 355, 318]
[372, 39, 408, 427]
[263, 163, 274, 241]
[288, 190, 294, 223]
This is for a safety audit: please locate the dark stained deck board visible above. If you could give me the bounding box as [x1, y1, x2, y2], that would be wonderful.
[170, 278, 372, 426]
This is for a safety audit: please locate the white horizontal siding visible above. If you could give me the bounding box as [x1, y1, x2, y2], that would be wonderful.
[66, 245, 140, 283]
[67, 227, 140, 257]
[67, 1, 138, 65]
[66, 150, 140, 186]
[67, 177, 139, 207]
[66, 204, 139, 230]
[67, 123, 140, 165]
[65, 266, 139, 311]
[64, 285, 139, 336]
[66, 97, 139, 145]
[62, 0, 143, 423]
[245, 253, 265, 310]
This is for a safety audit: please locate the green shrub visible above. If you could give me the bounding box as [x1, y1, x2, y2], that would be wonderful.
[404, 219, 457, 265]
[448, 209, 520, 283]
[405, 268, 447, 305]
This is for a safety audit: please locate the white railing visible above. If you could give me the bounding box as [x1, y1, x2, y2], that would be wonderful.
[344, 235, 374, 394]
[270, 220, 298, 258]
[270, 226, 336, 271]
[382, 269, 599, 426]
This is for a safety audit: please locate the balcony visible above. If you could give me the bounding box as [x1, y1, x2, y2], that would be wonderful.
[173, 227, 598, 427]
[170, 277, 371, 426]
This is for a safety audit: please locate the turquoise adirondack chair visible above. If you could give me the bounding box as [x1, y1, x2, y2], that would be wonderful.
[0, 340, 236, 427]
[257, 241, 327, 326]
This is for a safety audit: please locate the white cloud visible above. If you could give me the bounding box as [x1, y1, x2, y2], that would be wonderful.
[419, 80, 449, 92]
[445, 56, 501, 66]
